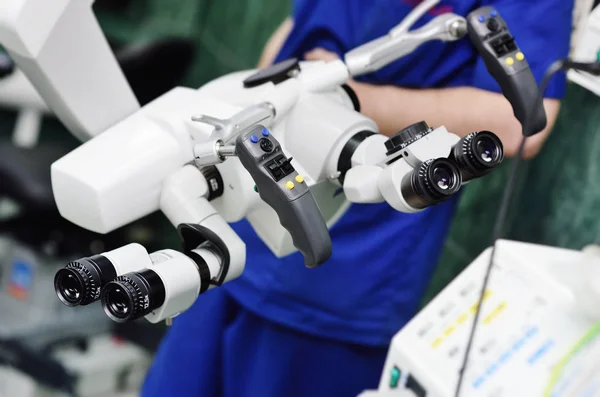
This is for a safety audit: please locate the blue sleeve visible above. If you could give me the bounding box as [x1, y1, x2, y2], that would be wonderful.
[472, 0, 574, 99]
[275, 0, 352, 62]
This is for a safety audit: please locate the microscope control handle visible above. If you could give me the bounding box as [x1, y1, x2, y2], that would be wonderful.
[467, 6, 547, 136]
[235, 126, 332, 267]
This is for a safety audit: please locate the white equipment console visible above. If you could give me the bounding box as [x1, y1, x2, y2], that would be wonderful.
[568, 4, 600, 96]
[371, 240, 600, 397]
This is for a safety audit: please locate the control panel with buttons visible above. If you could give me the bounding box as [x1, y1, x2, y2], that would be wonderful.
[467, 6, 547, 136]
[235, 126, 332, 267]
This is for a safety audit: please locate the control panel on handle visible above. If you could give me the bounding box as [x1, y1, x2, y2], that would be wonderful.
[235, 126, 332, 267]
[467, 6, 547, 136]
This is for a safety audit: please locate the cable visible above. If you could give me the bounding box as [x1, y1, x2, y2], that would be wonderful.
[454, 59, 565, 397]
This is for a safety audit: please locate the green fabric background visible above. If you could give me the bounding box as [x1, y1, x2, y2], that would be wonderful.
[2, 0, 599, 310]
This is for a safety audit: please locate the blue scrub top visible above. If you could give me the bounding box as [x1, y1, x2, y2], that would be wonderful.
[222, 0, 573, 346]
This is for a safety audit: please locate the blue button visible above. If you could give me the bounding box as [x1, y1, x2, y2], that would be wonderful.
[490, 10, 498, 17]
[473, 376, 485, 389]
[261, 128, 270, 137]
[250, 135, 259, 143]
[478, 15, 486, 23]
[526, 327, 539, 338]
[499, 351, 511, 364]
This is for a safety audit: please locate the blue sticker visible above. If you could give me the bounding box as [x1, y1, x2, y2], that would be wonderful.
[8, 260, 33, 299]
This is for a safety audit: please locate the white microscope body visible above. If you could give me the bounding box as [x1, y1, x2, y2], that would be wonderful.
[0, 64, 49, 147]
[1, 0, 508, 324]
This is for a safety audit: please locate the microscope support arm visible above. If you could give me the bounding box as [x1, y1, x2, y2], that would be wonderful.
[0, 0, 139, 141]
[160, 165, 247, 285]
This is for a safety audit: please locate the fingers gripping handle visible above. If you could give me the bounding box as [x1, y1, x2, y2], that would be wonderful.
[235, 127, 332, 267]
[466, 6, 547, 136]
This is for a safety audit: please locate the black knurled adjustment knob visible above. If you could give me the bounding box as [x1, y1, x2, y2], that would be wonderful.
[201, 166, 224, 201]
[385, 121, 430, 155]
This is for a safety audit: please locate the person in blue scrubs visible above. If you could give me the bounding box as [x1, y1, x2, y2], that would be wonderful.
[142, 1, 572, 396]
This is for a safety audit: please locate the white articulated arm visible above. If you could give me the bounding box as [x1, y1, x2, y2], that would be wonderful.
[97, 165, 247, 324]
[344, 0, 467, 77]
[0, 0, 139, 141]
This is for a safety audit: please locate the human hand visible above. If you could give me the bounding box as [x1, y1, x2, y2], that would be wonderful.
[304, 48, 340, 62]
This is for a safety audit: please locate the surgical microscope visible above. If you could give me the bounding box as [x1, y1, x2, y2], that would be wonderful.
[362, 5, 600, 397]
[0, 0, 523, 328]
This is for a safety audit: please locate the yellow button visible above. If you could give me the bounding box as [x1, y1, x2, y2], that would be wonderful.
[286, 181, 295, 190]
[516, 52, 525, 61]
[456, 312, 469, 325]
[506, 57, 514, 66]
[295, 175, 304, 183]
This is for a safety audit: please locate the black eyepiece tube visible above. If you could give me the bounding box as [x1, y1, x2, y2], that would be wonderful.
[54, 255, 117, 307]
[450, 131, 504, 182]
[401, 158, 463, 210]
[101, 269, 165, 323]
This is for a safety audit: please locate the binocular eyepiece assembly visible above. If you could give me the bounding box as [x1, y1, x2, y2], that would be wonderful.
[384, 122, 504, 211]
[54, 243, 152, 307]
[54, 241, 222, 324]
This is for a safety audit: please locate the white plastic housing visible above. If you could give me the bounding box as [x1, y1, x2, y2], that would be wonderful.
[102, 243, 153, 276]
[212, 158, 263, 223]
[568, 5, 600, 96]
[0, 69, 46, 110]
[200, 214, 246, 283]
[377, 159, 420, 213]
[195, 68, 359, 258]
[400, 126, 460, 167]
[298, 59, 350, 92]
[50, 87, 240, 234]
[376, 240, 600, 396]
[156, 165, 246, 283]
[160, 165, 214, 226]
[0, 0, 139, 141]
[284, 93, 378, 182]
[144, 249, 202, 324]
[344, 165, 385, 204]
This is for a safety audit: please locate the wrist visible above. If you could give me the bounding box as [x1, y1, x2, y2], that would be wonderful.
[346, 80, 380, 122]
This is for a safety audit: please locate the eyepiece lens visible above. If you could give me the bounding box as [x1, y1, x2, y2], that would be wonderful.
[476, 137, 498, 163]
[107, 286, 132, 318]
[432, 166, 453, 190]
[102, 282, 135, 322]
[61, 272, 82, 301]
[55, 269, 85, 306]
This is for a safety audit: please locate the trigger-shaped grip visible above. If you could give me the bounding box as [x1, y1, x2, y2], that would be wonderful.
[258, 183, 332, 268]
[467, 6, 547, 136]
[235, 127, 332, 267]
